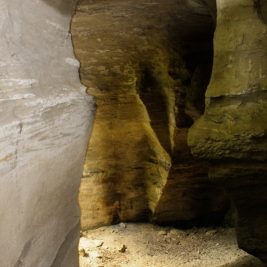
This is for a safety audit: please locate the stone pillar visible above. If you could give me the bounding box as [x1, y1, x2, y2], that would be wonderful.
[0, 0, 94, 266]
[188, 0, 267, 262]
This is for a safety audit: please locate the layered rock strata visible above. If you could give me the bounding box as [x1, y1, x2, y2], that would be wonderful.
[0, 0, 94, 266]
[188, 0, 267, 262]
[72, 0, 227, 230]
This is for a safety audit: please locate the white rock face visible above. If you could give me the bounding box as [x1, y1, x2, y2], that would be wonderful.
[0, 0, 94, 266]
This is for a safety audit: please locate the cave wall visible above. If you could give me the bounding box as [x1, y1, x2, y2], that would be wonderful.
[72, 0, 227, 230]
[188, 0, 267, 262]
[0, 0, 94, 266]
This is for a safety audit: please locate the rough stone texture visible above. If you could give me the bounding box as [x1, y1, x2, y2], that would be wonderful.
[72, 0, 227, 230]
[0, 0, 94, 266]
[188, 0, 267, 262]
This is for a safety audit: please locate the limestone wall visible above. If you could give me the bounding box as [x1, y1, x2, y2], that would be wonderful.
[0, 0, 94, 266]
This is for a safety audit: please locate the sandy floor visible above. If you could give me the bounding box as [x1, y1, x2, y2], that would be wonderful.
[79, 223, 265, 267]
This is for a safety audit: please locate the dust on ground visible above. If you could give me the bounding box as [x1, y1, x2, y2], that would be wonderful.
[79, 223, 265, 267]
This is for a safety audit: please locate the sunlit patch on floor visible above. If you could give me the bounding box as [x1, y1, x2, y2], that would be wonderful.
[79, 223, 264, 267]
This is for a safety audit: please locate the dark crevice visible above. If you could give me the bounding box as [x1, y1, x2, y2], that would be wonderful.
[254, 0, 267, 24]
[138, 65, 172, 153]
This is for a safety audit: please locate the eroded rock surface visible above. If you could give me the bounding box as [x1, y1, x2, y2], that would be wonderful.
[188, 0, 267, 262]
[0, 0, 94, 266]
[72, 0, 227, 230]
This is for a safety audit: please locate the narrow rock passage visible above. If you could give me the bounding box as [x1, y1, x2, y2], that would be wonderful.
[72, 0, 227, 230]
